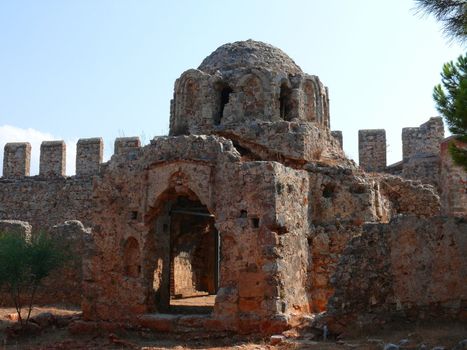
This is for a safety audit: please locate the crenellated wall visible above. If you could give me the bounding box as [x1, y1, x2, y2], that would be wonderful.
[358, 117, 446, 188]
[0, 137, 141, 231]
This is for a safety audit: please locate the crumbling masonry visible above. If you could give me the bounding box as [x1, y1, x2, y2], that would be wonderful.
[0, 40, 465, 334]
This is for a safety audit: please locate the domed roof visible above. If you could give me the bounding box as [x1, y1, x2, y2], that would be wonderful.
[198, 40, 303, 75]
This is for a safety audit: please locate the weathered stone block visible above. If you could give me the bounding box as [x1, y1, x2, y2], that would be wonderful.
[358, 129, 386, 172]
[39, 140, 66, 177]
[76, 138, 103, 176]
[114, 137, 141, 155]
[3, 142, 31, 178]
[331, 130, 343, 149]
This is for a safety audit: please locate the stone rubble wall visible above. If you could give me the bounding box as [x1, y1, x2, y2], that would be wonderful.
[439, 136, 467, 216]
[0, 219, 32, 239]
[307, 223, 362, 313]
[272, 166, 310, 319]
[300, 166, 440, 318]
[215, 121, 348, 165]
[0, 177, 94, 231]
[377, 175, 441, 218]
[0, 220, 89, 306]
[326, 216, 467, 333]
[401, 154, 440, 188]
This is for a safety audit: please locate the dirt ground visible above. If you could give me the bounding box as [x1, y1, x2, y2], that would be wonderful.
[0, 306, 466, 349]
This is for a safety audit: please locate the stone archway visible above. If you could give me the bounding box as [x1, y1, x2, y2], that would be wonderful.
[146, 187, 219, 314]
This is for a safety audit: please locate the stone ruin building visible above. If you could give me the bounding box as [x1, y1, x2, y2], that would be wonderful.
[0, 40, 465, 334]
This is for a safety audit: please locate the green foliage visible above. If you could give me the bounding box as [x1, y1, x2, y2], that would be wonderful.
[433, 54, 467, 170]
[0, 231, 68, 325]
[0, 232, 29, 291]
[449, 140, 467, 168]
[414, 0, 467, 44]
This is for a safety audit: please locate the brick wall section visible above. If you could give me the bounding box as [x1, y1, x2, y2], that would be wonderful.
[358, 129, 386, 172]
[76, 138, 103, 176]
[40, 141, 66, 177]
[3, 142, 31, 178]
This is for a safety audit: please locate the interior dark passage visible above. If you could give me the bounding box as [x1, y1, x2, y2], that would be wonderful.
[279, 83, 293, 120]
[215, 84, 233, 125]
[167, 197, 219, 313]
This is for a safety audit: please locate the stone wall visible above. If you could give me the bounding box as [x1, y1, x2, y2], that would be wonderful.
[439, 136, 467, 216]
[0, 177, 94, 231]
[0, 219, 32, 239]
[331, 131, 343, 150]
[326, 216, 467, 333]
[400, 118, 444, 187]
[0, 137, 135, 231]
[358, 129, 386, 172]
[215, 121, 347, 165]
[402, 117, 444, 160]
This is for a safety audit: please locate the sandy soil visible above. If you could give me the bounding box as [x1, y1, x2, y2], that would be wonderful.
[170, 295, 216, 307]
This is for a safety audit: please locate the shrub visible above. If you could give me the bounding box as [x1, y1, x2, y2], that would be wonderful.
[0, 231, 67, 325]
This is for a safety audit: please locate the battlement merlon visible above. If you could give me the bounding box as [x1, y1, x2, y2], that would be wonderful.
[76, 138, 103, 176]
[402, 116, 444, 160]
[331, 130, 343, 149]
[39, 141, 66, 177]
[358, 129, 386, 172]
[3, 142, 31, 178]
[114, 137, 141, 160]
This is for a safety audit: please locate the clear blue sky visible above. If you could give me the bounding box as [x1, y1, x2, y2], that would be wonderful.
[0, 0, 464, 175]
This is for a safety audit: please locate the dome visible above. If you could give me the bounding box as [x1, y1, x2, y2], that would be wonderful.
[198, 39, 303, 75]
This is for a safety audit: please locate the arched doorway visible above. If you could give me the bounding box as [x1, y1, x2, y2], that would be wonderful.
[151, 192, 219, 314]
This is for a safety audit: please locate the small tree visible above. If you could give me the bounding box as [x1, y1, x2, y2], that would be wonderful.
[0, 231, 66, 325]
[433, 54, 467, 170]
